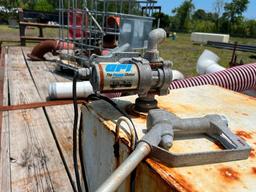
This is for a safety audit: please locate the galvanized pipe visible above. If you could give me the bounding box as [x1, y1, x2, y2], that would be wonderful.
[144, 28, 167, 62]
[95, 142, 151, 192]
[147, 28, 166, 51]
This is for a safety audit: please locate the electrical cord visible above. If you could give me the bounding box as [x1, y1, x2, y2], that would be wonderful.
[116, 117, 136, 150]
[87, 93, 138, 192]
[79, 116, 89, 192]
[72, 72, 83, 192]
[87, 93, 139, 143]
[72, 77, 139, 192]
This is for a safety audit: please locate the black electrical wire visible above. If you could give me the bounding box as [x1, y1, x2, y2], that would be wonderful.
[87, 93, 138, 192]
[87, 93, 139, 143]
[78, 116, 89, 192]
[72, 72, 83, 192]
[73, 80, 139, 192]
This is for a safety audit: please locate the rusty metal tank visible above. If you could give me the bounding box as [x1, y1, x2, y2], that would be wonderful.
[81, 85, 256, 192]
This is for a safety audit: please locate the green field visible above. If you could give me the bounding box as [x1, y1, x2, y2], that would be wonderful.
[1, 24, 255, 77]
[159, 34, 256, 77]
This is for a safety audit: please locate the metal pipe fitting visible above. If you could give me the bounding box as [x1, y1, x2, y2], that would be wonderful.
[147, 28, 166, 51]
[144, 109, 176, 149]
[144, 28, 166, 62]
[27, 40, 74, 61]
[95, 142, 151, 192]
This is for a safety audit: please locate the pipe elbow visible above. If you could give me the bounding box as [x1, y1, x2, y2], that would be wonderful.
[27, 40, 58, 61]
[144, 109, 177, 149]
[27, 40, 74, 61]
[147, 28, 166, 51]
[196, 49, 224, 75]
[172, 70, 185, 81]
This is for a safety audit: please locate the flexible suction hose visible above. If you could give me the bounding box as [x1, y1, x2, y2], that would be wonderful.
[196, 50, 256, 96]
[170, 63, 256, 92]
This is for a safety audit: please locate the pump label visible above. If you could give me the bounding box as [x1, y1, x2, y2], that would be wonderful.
[101, 63, 139, 91]
[106, 64, 132, 74]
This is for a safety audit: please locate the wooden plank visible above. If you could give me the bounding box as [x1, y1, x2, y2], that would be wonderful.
[22, 47, 77, 185]
[7, 47, 73, 191]
[20, 21, 60, 28]
[0, 47, 11, 192]
[20, 36, 57, 41]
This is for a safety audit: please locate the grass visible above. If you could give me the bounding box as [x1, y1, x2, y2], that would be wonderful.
[159, 33, 256, 77]
[0, 24, 59, 45]
[1, 24, 255, 77]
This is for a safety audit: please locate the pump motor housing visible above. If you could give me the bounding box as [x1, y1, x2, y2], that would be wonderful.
[91, 58, 172, 97]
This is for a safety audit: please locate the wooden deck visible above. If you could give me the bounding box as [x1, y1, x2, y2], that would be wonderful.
[0, 47, 76, 191]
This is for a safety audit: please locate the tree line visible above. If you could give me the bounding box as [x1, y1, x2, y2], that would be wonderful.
[1, 0, 255, 38]
[154, 0, 256, 38]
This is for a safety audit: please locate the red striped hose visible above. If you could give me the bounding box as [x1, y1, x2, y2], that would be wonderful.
[170, 63, 256, 92]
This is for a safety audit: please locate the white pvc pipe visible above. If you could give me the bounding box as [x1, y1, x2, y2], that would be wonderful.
[196, 49, 256, 97]
[48, 81, 93, 99]
[172, 70, 185, 81]
[196, 49, 225, 75]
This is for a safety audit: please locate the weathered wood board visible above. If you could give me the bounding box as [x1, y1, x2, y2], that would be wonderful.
[0, 47, 11, 192]
[22, 47, 77, 185]
[0, 47, 73, 191]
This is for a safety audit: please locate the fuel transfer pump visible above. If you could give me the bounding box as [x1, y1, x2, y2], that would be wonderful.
[81, 28, 172, 112]
[48, 28, 251, 192]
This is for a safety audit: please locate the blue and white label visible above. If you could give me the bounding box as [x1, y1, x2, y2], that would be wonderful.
[105, 64, 132, 73]
[101, 63, 139, 90]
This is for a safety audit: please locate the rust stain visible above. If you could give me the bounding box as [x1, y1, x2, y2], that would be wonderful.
[134, 117, 147, 124]
[61, 138, 72, 152]
[146, 159, 197, 192]
[219, 167, 240, 182]
[158, 103, 196, 114]
[252, 167, 256, 175]
[235, 131, 252, 140]
[103, 120, 115, 130]
[241, 113, 248, 116]
[93, 127, 97, 137]
[21, 110, 32, 123]
[249, 149, 255, 158]
[102, 121, 130, 147]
